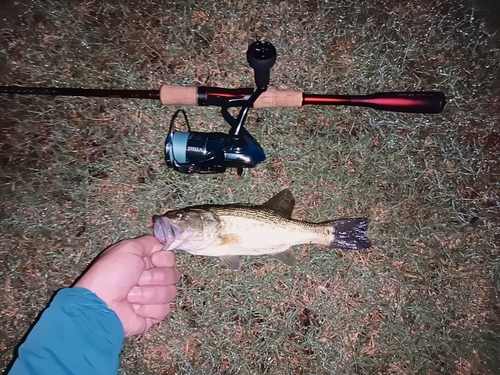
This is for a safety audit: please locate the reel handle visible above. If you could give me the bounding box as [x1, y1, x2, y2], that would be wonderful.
[246, 41, 277, 89]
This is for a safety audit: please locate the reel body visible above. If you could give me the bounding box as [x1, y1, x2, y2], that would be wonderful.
[165, 111, 266, 174]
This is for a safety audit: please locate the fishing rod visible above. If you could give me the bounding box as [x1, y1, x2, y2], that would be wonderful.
[0, 85, 446, 113]
[0, 41, 447, 175]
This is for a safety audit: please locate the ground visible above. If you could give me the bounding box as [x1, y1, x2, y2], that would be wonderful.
[0, 0, 499, 374]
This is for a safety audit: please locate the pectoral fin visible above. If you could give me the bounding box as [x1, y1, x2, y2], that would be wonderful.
[219, 255, 241, 270]
[272, 248, 297, 266]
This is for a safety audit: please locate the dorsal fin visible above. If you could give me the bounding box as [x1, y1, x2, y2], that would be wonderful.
[261, 189, 295, 218]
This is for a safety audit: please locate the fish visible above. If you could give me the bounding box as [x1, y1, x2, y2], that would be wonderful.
[152, 189, 371, 270]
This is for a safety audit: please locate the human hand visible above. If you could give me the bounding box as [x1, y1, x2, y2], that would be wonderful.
[74, 235, 179, 337]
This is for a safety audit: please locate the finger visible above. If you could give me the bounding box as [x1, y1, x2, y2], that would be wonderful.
[127, 285, 177, 305]
[112, 235, 164, 258]
[138, 266, 180, 286]
[132, 303, 172, 321]
[142, 256, 153, 269]
[124, 315, 160, 337]
[151, 250, 176, 268]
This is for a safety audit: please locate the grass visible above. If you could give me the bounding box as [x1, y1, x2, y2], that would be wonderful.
[1, 0, 499, 373]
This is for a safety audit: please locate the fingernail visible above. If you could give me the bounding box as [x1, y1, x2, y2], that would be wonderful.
[128, 287, 142, 301]
[139, 272, 151, 284]
[132, 303, 141, 311]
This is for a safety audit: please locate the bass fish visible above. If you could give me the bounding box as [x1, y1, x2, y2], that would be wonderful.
[153, 189, 371, 270]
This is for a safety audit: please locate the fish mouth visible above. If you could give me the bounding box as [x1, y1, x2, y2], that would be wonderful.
[153, 215, 182, 249]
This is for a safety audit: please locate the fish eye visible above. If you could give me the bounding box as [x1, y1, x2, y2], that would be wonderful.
[176, 213, 184, 220]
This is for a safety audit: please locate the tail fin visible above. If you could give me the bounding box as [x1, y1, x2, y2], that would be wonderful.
[330, 218, 371, 250]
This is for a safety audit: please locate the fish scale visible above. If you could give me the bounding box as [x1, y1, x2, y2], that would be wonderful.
[210, 206, 334, 252]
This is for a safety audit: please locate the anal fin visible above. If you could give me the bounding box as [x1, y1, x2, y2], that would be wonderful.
[272, 248, 297, 266]
[219, 255, 241, 270]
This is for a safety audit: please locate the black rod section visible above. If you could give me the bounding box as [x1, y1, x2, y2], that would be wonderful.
[0, 86, 160, 100]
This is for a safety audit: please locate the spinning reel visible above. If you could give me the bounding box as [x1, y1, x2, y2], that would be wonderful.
[165, 41, 275, 175]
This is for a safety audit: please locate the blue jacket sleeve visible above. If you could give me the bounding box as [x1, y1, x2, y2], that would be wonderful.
[9, 287, 125, 375]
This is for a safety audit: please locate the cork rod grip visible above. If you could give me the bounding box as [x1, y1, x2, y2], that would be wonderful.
[159, 85, 303, 108]
[160, 85, 198, 106]
[252, 88, 303, 108]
